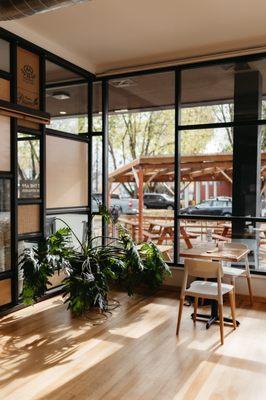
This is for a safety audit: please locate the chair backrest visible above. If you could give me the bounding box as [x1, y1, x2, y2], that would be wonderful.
[184, 258, 223, 279]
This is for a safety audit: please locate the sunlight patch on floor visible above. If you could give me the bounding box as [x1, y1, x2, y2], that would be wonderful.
[109, 303, 170, 338]
[1, 339, 123, 400]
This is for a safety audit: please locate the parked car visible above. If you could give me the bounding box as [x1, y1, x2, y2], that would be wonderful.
[92, 193, 138, 214]
[143, 193, 175, 209]
[180, 197, 232, 216]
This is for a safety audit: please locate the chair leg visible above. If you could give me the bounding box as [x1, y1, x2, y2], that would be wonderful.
[193, 297, 198, 323]
[230, 277, 236, 306]
[229, 290, 237, 330]
[176, 297, 184, 335]
[201, 279, 207, 307]
[247, 276, 253, 306]
[218, 303, 224, 345]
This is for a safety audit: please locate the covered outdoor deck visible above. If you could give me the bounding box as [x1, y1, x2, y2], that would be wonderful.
[109, 152, 266, 268]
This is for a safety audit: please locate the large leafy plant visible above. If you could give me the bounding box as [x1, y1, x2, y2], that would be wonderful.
[19, 207, 171, 316]
[139, 242, 171, 290]
[19, 228, 74, 304]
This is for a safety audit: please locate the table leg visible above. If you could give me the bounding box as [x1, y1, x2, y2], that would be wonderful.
[190, 300, 240, 328]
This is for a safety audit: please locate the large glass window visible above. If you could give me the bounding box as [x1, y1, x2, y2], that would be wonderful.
[103, 59, 266, 270]
[178, 58, 266, 270]
[181, 63, 234, 125]
[108, 71, 175, 261]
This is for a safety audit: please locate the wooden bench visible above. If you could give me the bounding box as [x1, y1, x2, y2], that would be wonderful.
[143, 230, 161, 242]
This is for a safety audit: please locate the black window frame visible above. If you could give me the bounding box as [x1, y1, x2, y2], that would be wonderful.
[100, 53, 266, 274]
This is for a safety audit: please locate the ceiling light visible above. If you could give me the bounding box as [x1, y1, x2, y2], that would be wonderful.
[60, 111, 67, 115]
[110, 79, 136, 88]
[52, 92, 70, 100]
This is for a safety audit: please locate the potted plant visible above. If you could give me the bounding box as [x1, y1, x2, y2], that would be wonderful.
[19, 207, 171, 316]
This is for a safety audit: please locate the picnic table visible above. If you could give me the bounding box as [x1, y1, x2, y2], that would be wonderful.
[118, 215, 232, 248]
[143, 220, 199, 248]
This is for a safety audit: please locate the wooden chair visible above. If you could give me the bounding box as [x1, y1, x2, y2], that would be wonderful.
[176, 258, 236, 345]
[222, 242, 253, 305]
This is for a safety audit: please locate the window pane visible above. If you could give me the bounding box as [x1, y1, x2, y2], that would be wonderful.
[180, 128, 233, 216]
[47, 213, 88, 249]
[255, 221, 266, 271]
[92, 136, 102, 212]
[260, 126, 266, 217]
[18, 240, 36, 296]
[0, 116, 10, 171]
[18, 133, 40, 199]
[46, 83, 88, 135]
[228, 221, 264, 272]
[0, 38, 10, 72]
[108, 71, 175, 261]
[0, 179, 11, 272]
[181, 63, 234, 125]
[93, 81, 102, 132]
[46, 135, 88, 208]
[46, 61, 87, 135]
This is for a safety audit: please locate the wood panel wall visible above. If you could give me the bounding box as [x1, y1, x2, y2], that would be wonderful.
[18, 204, 40, 234]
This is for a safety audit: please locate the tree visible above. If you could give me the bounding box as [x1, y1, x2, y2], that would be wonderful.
[108, 108, 215, 196]
[212, 102, 266, 151]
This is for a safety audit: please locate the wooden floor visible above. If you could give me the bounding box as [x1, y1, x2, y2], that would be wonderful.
[1, 291, 266, 400]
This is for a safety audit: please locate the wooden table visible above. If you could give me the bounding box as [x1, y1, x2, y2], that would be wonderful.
[180, 244, 249, 263]
[180, 244, 249, 328]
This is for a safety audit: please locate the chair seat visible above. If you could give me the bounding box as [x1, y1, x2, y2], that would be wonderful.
[185, 280, 233, 299]
[223, 266, 246, 277]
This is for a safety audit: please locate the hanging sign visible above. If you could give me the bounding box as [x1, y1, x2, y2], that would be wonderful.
[17, 47, 40, 110]
[20, 179, 40, 198]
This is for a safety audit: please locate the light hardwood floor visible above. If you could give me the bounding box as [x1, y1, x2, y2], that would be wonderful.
[1, 291, 266, 400]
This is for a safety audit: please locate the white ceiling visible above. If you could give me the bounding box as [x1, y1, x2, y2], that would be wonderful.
[1, 0, 266, 75]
